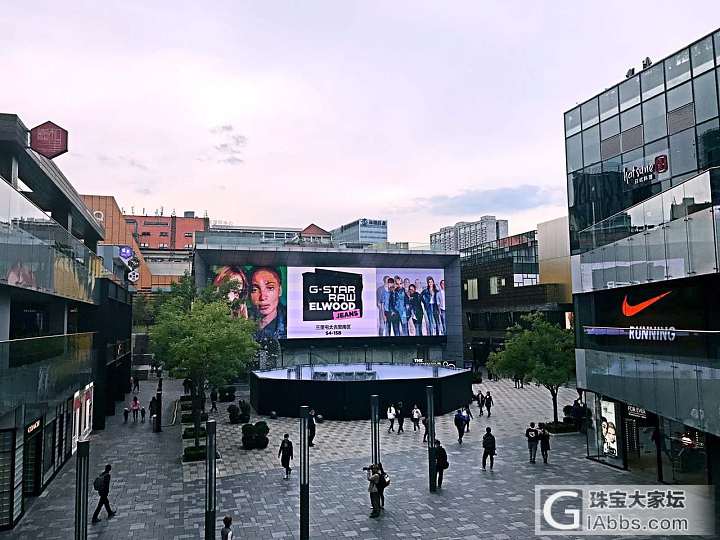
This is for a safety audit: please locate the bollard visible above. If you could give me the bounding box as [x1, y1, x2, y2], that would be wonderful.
[205, 420, 217, 540]
[300, 405, 310, 540]
[426, 386, 437, 492]
[370, 395, 380, 465]
[155, 390, 162, 432]
[74, 440, 89, 540]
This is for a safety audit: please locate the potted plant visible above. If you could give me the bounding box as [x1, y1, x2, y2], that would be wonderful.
[238, 399, 251, 424]
[219, 386, 236, 402]
[254, 421, 270, 449]
[241, 423, 256, 449]
[227, 404, 242, 424]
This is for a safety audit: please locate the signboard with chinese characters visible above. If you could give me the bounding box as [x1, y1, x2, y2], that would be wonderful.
[623, 154, 668, 190]
[29, 121, 69, 159]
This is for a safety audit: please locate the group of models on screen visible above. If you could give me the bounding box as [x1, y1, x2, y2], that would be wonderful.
[213, 265, 287, 340]
[376, 275, 446, 337]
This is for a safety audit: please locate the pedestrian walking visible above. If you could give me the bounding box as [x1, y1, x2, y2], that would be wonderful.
[91, 464, 116, 524]
[463, 406, 473, 432]
[129, 376, 135, 393]
[132, 376, 140, 393]
[278, 433, 294, 479]
[221, 515, 234, 540]
[453, 409, 465, 444]
[396, 402, 405, 434]
[539, 423, 551, 464]
[182, 378, 192, 395]
[308, 409, 316, 447]
[140, 406, 146, 423]
[366, 464, 382, 518]
[411, 404, 422, 431]
[386, 404, 396, 433]
[210, 388, 218, 413]
[422, 417, 429, 443]
[525, 422, 540, 463]
[377, 462, 390, 509]
[482, 427, 496, 470]
[478, 392, 485, 416]
[123, 407, 129, 423]
[435, 440, 448, 488]
[130, 396, 140, 423]
[149, 396, 159, 417]
[484, 391, 493, 417]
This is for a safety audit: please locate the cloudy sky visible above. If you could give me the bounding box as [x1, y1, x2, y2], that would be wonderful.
[3, 2, 719, 242]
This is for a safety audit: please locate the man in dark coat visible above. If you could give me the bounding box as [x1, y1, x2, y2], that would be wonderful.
[435, 440, 448, 488]
[91, 464, 116, 524]
[453, 410, 466, 444]
[396, 402, 405, 434]
[308, 409, 317, 447]
[482, 427, 496, 470]
[278, 433, 294, 479]
[484, 391, 494, 417]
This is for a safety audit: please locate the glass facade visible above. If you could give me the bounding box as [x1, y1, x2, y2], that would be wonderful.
[566, 30, 720, 255]
[0, 180, 102, 303]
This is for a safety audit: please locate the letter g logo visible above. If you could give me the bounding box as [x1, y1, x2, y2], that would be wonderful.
[543, 490, 581, 530]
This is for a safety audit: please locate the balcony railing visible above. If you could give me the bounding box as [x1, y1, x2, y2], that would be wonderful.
[0, 332, 95, 416]
[0, 179, 103, 303]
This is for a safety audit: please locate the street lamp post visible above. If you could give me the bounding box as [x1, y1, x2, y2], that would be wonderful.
[300, 406, 310, 540]
[205, 420, 217, 540]
[426, 386, 436, 492]
[74, 440, 89, 540]
[370, 395, 380, 465]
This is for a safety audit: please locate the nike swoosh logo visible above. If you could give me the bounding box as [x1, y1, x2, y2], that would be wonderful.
[622, 291, 672, 317]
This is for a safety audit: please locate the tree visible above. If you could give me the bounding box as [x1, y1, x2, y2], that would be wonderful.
[132, 293, 154, 330]
[151, 301, 258, 447]
[487, 313, 575, 423]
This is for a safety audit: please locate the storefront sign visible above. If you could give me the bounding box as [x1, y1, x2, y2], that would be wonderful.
[623, 154, 668, 189]
[26, 419, 41, 435]
[600, 400, 618, 458]
[627, 405, 647, 419]
[29, 121, 69, 159]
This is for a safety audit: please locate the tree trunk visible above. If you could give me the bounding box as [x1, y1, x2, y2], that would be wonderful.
[550, 387, 559, 424]
[192, 384, 202, 448]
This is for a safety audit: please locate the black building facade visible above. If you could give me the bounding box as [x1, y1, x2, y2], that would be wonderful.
[566, 29, 720, 487]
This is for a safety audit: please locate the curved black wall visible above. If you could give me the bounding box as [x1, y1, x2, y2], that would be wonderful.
[250, 369, 472, 420]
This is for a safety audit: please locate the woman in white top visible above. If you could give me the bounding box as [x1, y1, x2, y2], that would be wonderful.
[386, 404, 396, 433]
[411, 405, 422, 431]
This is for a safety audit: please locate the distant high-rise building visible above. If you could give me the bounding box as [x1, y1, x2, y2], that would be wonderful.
[330, 218, 388, 247]
[430, 216, 508, 251]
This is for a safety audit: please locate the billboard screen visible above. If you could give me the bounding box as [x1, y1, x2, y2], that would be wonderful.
[212, 265, 446, 341]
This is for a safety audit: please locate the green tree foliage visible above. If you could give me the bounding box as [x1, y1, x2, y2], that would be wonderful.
[150, 272, 259, 447]
[132, 293, 154, 329]
[487, 313, 575, 423]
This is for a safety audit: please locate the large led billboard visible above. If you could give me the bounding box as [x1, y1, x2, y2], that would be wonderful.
[212, 265, 446, 341]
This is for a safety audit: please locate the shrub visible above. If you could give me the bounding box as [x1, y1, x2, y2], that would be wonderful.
[240, 421, 270, 450]
[562, 404, 574, 417]
[228, 404, 242, 424]
[182, 427, 207, 440]
[254, 421, 269, 437]
[178, 395, 193, 402]
[238, 399, 251, 415]
[180, 401, 193, 412]
[183, 445, 207, 462]
[471, 371, 483, 384]
[181, 412, 208, 424]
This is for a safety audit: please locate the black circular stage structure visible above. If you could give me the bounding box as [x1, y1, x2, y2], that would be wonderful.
[249, 363, 472, 420]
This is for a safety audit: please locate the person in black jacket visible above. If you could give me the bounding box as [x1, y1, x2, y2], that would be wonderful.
[482, 427, 496, 470]
[278, 433, 294, 479]
[396, 402, 405, 434]
[453, 410, 466, 444]
[539, 423, 551, 464]
[484, 392, 494, 417]
[210, 388, 218, 413]
[435, 440, 448, 488]
[91, 464, 116, 524]
[308, 409, 317, 447]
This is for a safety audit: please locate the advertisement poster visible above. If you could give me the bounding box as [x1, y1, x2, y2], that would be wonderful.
[286, 267, 378, 338]
[213, 265, 288, 340]
[600, 399, 618, 458]
[213, 265, 446, 340]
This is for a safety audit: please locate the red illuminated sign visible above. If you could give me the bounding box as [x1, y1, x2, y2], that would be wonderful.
[30, 121, 68, 159]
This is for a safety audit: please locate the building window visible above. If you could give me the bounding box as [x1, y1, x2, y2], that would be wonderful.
[184, 232, 193, 238]
[159, 232, 169, 237]
[669, 128, 697, 176]
[141, 231, 151, 236]
[158, 243, 168, 248]
[489, 276, 504, 295]
[692, 70, 718, 124]
[466, 278, 478, 300]
[140, 242, 149, 248]
[642, 95, 667, 143]
[184, 244, 193, 249]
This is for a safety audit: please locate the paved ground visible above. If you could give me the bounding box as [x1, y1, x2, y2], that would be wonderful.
[0, 376, 694, 539]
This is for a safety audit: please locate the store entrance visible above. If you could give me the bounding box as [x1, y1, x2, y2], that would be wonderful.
[624, 410, 660, 481]
[22, 429, 42, 497]
[659, 419, 707, 485]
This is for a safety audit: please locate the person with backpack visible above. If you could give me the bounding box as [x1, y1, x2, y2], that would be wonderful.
[435, 440, 448, 488]
[386, 404, 396, 433]
[376, 462, 390, 509]
[278, 433, 294, 479]
[484, 391, 493, 417]
[221, 515, 234, 540]
[539, 423, 551, 464]
[91, 464, 116, 524]
[482, 427, 496, 470]
[411, 405, 422, 431]
[396, 402, 405, 434]
[130, 396, 140, 423]
[453, 409, 466, 444]
[366, 464, 382, 518]
[525, 421, 540, 463]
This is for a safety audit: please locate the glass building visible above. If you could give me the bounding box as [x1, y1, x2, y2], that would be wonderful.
[566, 29, 720, 486]
[330, 218, 388, 248]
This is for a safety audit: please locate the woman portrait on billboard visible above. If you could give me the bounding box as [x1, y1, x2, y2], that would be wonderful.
[212, 265, 287, 340]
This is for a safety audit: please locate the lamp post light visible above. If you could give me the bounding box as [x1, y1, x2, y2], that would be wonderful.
[299, 406, 310, 540]
[205, 420, 217, 540]
[370, 395, 380, 465]
[426, 385, 437, 492]
[74, 440, 89, 540]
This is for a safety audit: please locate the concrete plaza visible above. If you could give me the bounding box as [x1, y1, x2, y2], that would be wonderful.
[0, 376, 686, 540]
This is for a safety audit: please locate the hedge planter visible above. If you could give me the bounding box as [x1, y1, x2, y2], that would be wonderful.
[180, 402, 193, 412]
[181, 412, 208, 424]
[545, 421, 578, 434]
[182, 427, 207, 440]
[228, 400, 252, 424]
[182, 445, 221, 462]
[178, 395, 193, 402]
[219, 386, 236, 402]
[241, 421, 270, 450]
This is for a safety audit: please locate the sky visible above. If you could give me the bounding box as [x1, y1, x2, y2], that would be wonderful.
[2, 2, 719, 242]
